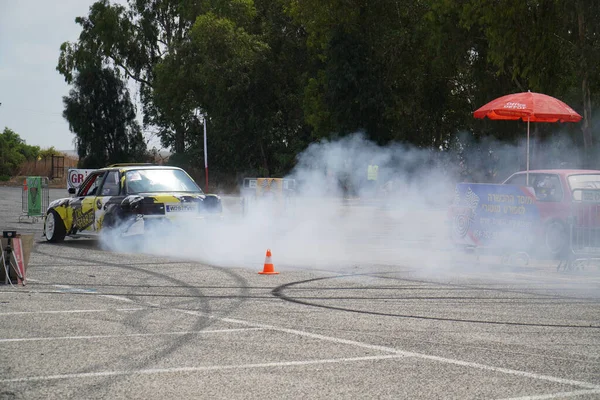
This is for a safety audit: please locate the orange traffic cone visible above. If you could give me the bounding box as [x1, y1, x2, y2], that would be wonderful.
[259, 249, 279, 275]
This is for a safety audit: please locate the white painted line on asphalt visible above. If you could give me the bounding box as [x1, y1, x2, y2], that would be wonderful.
[0, 354, 404, 383]
[176, 308, 600, 390]
[54, 282, 137, 302]
[402, 353, 600, 390]
[497, 389, 600, 400]
[13, 282, 597, 392]
[17, 280, 135, 303]
[100, 294, 136, 302]
[0, 328, 263, 343]
[53, 285, 97, 293]
[0, 308, 145, 316]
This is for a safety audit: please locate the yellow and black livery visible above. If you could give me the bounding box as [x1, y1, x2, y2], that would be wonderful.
[43, 164, 221, 242]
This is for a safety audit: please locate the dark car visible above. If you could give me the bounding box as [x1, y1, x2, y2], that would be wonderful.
[43, 164, 222, 242]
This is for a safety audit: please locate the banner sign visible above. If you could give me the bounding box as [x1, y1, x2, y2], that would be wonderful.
[26, 176, 43, 216]
[11, 237, 26, 285]
[581, 189, 600, 203]
[449, 183, 539, 249]
[67, 169, 96, 190]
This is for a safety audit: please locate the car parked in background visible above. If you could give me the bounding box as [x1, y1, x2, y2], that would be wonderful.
[43, 164, 222, 242]
[502, 169, 600, 256]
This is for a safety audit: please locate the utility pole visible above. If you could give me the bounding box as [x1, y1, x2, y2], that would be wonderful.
[194, 109, 209, 192]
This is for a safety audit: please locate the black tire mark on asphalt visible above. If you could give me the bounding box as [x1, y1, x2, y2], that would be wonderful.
[30, 243, 251, 397]
[368, 272, 600, 303]
[272, 275, 600, 329]
[6, 289, 599, 304]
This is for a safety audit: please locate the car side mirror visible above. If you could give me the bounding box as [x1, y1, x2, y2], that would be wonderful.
[68, 187, 76, 195]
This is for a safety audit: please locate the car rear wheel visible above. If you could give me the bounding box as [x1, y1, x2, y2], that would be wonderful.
[45, 210, 66, 243]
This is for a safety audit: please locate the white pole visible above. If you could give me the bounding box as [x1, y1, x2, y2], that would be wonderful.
[526, 117, 530, 186]
[203, 116, 208, 191]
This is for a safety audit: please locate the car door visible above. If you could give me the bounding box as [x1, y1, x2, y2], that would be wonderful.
[93, 170, 123, 231]
[503, 172, 528, 187]
[529, 173, 569, 223]
[71, 171, 106, 234]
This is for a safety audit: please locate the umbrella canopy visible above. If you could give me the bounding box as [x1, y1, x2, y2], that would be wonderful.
[473, 91, 582, 123]
[473, 91, 582, 185]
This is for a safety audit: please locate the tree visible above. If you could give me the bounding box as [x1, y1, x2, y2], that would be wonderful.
[62, 66, 147, 168]
[38, 146, 63, 159]
[58, 0, 216, 157]
[59, 0, 311, 176]
[285, 0, 479, 148]
[0, 128, 40, 177]
[153, 1, 311, 175]
[56, 0, 599, 180]
[460, 0, 600, 166]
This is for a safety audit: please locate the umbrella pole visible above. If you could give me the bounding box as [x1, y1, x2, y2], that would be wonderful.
[526, 118, 530, 186]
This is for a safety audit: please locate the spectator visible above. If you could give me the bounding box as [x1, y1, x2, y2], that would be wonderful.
[367, 160, 379, 196]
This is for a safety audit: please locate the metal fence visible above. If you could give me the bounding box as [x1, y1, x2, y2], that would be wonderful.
[51, 155, 65, 180]
[19, 176, 50, 223]
[562, 188, 600, 270]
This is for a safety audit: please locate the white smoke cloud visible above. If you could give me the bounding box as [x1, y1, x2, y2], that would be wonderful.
[99, 130, 585, 275]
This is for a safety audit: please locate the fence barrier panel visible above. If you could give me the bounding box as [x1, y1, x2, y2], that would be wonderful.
[565, 189, 600, 270]
[19, 176, 50, 223]
[241, 178, 296, 215]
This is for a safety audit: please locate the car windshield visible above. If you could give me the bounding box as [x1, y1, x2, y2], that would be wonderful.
[568, 174, 600, 200]
[125, 168, 202, 194]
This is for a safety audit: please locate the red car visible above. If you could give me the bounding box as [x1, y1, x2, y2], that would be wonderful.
[502, 169, 600, 256]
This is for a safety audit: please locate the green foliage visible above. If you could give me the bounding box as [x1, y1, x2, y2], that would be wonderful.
[62, 66, 148, 168]
[153, 0, 310, 174]
[38, 147, 63, 159]
[459, 0, 600, 166]
[0, 128, 40, 176]
[56, 0, 600, 177]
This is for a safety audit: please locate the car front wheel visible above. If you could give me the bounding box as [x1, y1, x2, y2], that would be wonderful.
[45, 210, 66, 243]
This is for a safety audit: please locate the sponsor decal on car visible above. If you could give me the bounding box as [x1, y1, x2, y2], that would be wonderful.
[165, 203, 198, 213]
[73, 208, 95, 230]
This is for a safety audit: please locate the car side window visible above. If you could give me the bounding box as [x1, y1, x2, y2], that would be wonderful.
[78, 172, 105, 197]
[100, 171, 120, 196]
[504, 174, 527, 186]
[532, 174, 563, 202]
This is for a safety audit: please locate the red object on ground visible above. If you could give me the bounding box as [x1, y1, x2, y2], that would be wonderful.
[259, 249, 279, 275]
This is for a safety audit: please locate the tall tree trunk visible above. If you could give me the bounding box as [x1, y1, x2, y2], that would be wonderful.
[174, 127, 185, 155]
[259, 140, 269, 176]
[581, 75, 592, 166]
[577, 0, 593, 167]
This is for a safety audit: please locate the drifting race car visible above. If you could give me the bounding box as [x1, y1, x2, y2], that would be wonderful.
[43, 164, 222, 242]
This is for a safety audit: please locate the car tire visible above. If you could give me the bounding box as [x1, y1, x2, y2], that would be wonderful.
[544, 220, 568, 258]
[45, 209, 66, 243]
[204, 195, 223, 214]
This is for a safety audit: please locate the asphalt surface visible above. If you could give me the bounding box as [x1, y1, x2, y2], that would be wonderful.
[0, 187, 599, 399]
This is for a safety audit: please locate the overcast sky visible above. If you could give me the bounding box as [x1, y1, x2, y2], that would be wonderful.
[0, 0, 157, 152]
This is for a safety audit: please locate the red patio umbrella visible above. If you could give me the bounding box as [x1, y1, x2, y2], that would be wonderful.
[473, 91, 582, 185]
